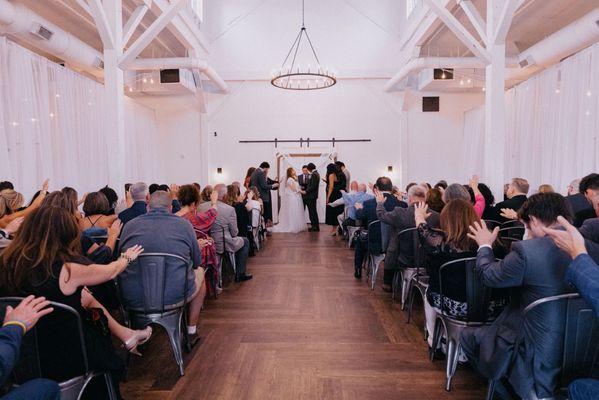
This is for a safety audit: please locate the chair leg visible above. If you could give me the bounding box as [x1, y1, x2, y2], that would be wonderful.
[392, 270, 401, 303]
[445, 339, 457, 391]
[104, 372, 118, 400]
[156, 312, 185, 376]
[486, 379, 497, 400]
[406, 284, 415, 323]
[430, 318, 443, 362]
[401, 275, 411, 310]
[371, 258, 381, 291]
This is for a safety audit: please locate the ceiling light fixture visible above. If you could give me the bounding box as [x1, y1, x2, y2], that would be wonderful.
[271, 0, 336, 91]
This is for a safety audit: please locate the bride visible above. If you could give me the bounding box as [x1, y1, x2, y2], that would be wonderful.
[272, 167, 308, 233]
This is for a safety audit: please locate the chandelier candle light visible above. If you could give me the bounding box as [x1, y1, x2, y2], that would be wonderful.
[271, 0, 336, 90]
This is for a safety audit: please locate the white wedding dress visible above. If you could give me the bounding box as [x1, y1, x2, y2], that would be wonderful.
[273, 177, 308, 233]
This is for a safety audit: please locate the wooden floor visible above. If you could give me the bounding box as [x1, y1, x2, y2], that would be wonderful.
[121, 229, 486, 400]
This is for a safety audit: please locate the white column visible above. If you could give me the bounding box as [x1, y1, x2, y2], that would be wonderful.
[483, 0, 507, 197]
[104, 0, 126, 188]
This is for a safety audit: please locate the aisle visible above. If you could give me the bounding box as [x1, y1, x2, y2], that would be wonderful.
[122, 230, 486, 399]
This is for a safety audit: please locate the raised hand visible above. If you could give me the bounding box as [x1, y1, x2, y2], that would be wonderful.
[467, 220, 499, 247]
[41, 179, 49, 192]
[169, 184, 180, 199]
[414, 202, 431, 225]
[542, 215, 587, 259]
[3, 295, 54, 333]
[469, 175, 479, 189]
[4, 216, 24, 235]
[374, 188, 386, 204]
[500, 208, 518, 220]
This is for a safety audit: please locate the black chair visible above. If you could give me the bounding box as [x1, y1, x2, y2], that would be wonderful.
[391, 227, 418, 305]
[0, 297, 118, 400]
[117, 253, 194, 376]
[486, 293, 599, 400]
[216, 226, 237, 287]
[366, 220, 385, 290]
[430, 257, 503, 391]
[483, 220, 502, 230]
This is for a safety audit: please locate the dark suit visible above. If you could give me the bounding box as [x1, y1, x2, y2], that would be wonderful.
[118, 201, 147, 226]
[493, 194, 527, 222]
[461, 238, 572, 399]
[376, 203, 439, 271]
[298, 173, 309, 191]
[354, 193, 403, 270]
[303, 171, 320, 228]
[250, 168, 276, 222]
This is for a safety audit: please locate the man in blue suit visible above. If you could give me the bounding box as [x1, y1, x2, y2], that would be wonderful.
[353, 177, 406, 279]
[543, 216, 599, 400]
[1, 296, 59, 400]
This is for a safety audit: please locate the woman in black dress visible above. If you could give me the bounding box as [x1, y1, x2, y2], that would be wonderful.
[0, 206, 150, 398]
[325, 163, 345, 235]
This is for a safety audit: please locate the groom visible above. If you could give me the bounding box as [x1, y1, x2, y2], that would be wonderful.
[302, 163, 320, 232]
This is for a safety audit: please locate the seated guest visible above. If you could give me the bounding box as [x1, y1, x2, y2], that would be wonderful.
[538, 184, 554, 194]
[573, 173, 599, 227]
[0, 181, 13, 191]
[175, 184, 219, 270]
[425, 187, 445, 213]
[543, 216, 599, 400]
[99, 185, 118, 215]
[0, 206, 150, 397]
[463, 193, 573, 399]
[199, 185, 252, 282]
[1, 296, 60, 400]
[119, 191, 205, 342]
[447, 177, 486, 218]
[79, 192, 117, 232]
[200, 185, 213, 203]
[0, 217, 23, 252]
[434, 180, 448, 192]
[0, 189, 24, 213]
[565, 178, 591, 221]
[478, 183, 496, 220]
[376, 184, 439, 291]
[330, 183, 373, 229]
[414, 200, 501, 348]
[353, 177, 405, 279]
[0, 180, 48, 229]
[493, 177, 529, 222]
[148, 183, 160, 194]
[118, 182, 149, 226]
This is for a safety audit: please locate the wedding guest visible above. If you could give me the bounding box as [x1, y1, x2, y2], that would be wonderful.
[478, 183, 496, 220]
[463, 193, 572, 399]
[0, 181, 13, 191]
[493, 177, 529, 222]
[118, 182, 149, 226]
[175, 184, 218, 271]
[244, 167, 256, 189]
[425, 188, 445, 213]
[573, 173, 599, 227]
[0, 180, 49, 229]
[538, 184, 555, 194]
[79, 192, 117, 231]
[120, 191, 205, 343]
[325, 163, 345, 236]
[0, 206, 149, 397]
[99, 186, 118, 215]
[250, 162, 279, 226]
[0, 189, 24, 213]
[565, 178, 591, 221]
[0, 296, 60, 400]
[335, 161, 351, 191]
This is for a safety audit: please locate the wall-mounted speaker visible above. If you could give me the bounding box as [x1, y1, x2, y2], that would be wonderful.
[422, 96, 440, 112]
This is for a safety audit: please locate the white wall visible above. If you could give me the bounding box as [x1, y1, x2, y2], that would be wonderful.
[204, 79, 405, 185]
[403, 91, 484, 185]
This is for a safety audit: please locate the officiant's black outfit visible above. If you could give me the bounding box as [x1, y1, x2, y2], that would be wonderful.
[303, 169, 320, 231]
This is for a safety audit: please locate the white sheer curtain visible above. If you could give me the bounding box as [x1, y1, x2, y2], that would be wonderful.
[0, 38, 162, 198]
[463, 42, 599, 194]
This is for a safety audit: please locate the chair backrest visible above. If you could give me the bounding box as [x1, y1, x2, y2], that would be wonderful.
[0, 297, 89, 383]
[501, 219, 524, 228]
[397, 227, 425, 269]
[367, 220, 383, 256]
[521, 293, 599, 388]
[483, 220, 502, 229]
[117, 253, 193, 313]
[438, 257, 492, 321]
[251, 207, 260, 228]
[499, 226, 525, 240]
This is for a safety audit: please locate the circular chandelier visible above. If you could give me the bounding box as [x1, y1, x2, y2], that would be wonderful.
[271, 0, 336, 91]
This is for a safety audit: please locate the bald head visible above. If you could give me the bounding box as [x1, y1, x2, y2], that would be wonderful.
[148, 190, 172, 211]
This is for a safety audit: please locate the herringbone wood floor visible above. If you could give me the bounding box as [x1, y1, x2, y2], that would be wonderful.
[121, 229, 486, 399]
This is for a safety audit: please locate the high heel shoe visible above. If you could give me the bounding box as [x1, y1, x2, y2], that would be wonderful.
[123, 326, 153, 356]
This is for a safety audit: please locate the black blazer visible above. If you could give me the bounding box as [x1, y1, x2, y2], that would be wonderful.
[249, 168, 275, 203]
[493, 194, 528, 222]
[303, 172, 320, 200]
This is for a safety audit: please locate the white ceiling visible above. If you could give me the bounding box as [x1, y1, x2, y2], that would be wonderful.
[202, 0, 407, 80]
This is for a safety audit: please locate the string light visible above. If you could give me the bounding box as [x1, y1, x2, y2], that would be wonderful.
[586, 110, 591, 116]
[150, 78, 154, 84]
[586, 89, 592, 97]
[459, 79, 464, 86]
[10, 121, 19, 127]
[128, 87, 133, 92]
[30, 117, 37, 122]
[55, 94, 60, 98]
[467, 78, 471, 84]
[482, 86, 486, 92]
[87, 101, 92, 106]
[49, 113, 55, 118]
[142, 78, 147, 83]
[555, 88, 560, 94]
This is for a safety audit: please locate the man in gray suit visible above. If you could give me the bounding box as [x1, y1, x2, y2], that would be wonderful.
[463, 193, 573, 399]
[375, 185, 440, 291]
[249, 162, 279, 225]
[199, 184, 252, 281]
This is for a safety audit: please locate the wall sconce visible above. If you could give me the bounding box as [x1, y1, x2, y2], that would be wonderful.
[387, 165, 393, 173]
[216, 167, 223, 174]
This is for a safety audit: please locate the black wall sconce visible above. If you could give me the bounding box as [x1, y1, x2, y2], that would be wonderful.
[216, 167, 223, 174]
[387, 165, 393, 173]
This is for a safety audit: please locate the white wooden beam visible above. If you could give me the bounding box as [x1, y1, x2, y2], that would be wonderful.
[122, 4, 148, 47]
[152, 0, 209, 54]
[493, 0, 523, 44]
[87, 0, 115, 49]
[457, 0, 487, 44]
[119, 0, 188, 67]
[423, 0, 490, 63]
